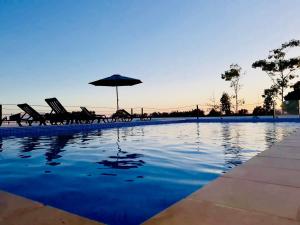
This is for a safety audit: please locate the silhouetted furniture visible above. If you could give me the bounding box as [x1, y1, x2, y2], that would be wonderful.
[45, 98, 81, 125]
[112, 109, 133, 122]
[80, 107, 107, 123]
[0, 105, 3, 126]
[140, 113, 152, 121]
[7, 113, 22, 126]
[0, 105, 21, 126]
[17, 104, 47, 126]
[0, 105, 8, 126]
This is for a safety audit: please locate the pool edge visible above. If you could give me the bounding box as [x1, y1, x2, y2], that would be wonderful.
[1, 117, 300, 138]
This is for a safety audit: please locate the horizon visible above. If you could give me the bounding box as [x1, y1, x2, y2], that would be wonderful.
[1, 0, 300, 114]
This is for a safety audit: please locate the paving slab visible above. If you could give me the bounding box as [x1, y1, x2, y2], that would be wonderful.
[0, 191, 43, 220]
[244, 156, 300, 171]
[143, 199, 300, 225]
[259, 149, 300, 159]
[223, 164, 300, 187]
[269, 146, 300, 152]
[188, 177, 300, 220]
[0, 191, 103, 225]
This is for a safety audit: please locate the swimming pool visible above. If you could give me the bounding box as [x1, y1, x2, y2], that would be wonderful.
[0, 122, 298, 224]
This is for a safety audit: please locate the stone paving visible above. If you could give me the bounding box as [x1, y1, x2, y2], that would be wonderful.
[0, 191, 103, 225]
[143, 128, 300, 225]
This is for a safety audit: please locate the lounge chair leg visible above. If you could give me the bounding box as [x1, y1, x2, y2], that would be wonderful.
[17, 120, 22, 127]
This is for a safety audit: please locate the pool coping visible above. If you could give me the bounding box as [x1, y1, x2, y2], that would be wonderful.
[1, 117, 300, 137]
[142, 127, 300, 225]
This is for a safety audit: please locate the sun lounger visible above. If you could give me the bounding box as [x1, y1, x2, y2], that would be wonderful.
[17, 104, 47, 126]
[45, 98, 81, 125]
[7, 113, 22, 126]
[80, 107, 107, 123]
[0, 105, 7, 126]
[140, 113, 152, 121]
[0, 105, 3, 126]
[112, 109, 133, 122]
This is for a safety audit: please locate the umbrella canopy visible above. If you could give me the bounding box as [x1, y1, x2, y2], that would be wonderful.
[89, 74, 142, 110]
[89, 74, 142, 87]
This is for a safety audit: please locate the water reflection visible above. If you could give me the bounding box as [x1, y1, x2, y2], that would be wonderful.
[81, 130, 102, 143]
[97, 128, 145, 170]
[19, 137, 41, 158]
[10, 128, 146, 171]
[265, 124, 279, 148]
[221, 124, 242, 170]
[196, 123, 200, 151]
[0, 137, 2, 152]
[45, 135, 75, 166]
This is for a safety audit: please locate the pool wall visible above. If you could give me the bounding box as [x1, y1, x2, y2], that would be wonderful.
[1, 117, 300, 137]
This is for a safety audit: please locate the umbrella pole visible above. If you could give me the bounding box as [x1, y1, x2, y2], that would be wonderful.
[116, 86, 119, 111]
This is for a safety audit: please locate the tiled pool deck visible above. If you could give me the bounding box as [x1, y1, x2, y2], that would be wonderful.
[0, 121, 299, 225]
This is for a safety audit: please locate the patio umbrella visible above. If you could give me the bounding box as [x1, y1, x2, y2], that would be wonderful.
[89, 74, 142, 110]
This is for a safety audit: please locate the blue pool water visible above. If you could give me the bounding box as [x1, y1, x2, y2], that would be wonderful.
[0, 123, 298, 224]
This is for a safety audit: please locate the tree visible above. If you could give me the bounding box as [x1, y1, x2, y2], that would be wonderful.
[252, 106, 267, 116]
[262, 85, 278, 113]
[220, 92, 232, 115]
[221, 64, 243, 114]
[208, 108, 221, 117]
[284, 81, 300, 101]
[282, 101, 298, 115]
[237, 109, 248, 115]
[252, 39, 300, 107]
[207, 93, 219, 111]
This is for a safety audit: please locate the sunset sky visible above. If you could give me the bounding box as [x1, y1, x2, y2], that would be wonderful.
[1, 0, 300, 114]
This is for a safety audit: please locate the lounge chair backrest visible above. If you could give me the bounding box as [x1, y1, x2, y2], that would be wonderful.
[17, 104, 41, 119]
[119, 109, 131, 116]
[45, 98, 69, 115]
[80, 107, 92, 117]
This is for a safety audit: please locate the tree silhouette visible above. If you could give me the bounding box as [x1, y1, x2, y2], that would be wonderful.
[252, 106, 267, 116]
[283, 81, 300, 114]
[252, 39, 300, 108]
[220, 92, 232, 115]
[207, 93, 220, 112]
[285, 81, 300, 101]
[221, 64, 243, 114]
[262, 86, 278, 113]
[150, 109, 204, 118]
[208, 108, 221, 117]
[237, 109, 248, 115]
